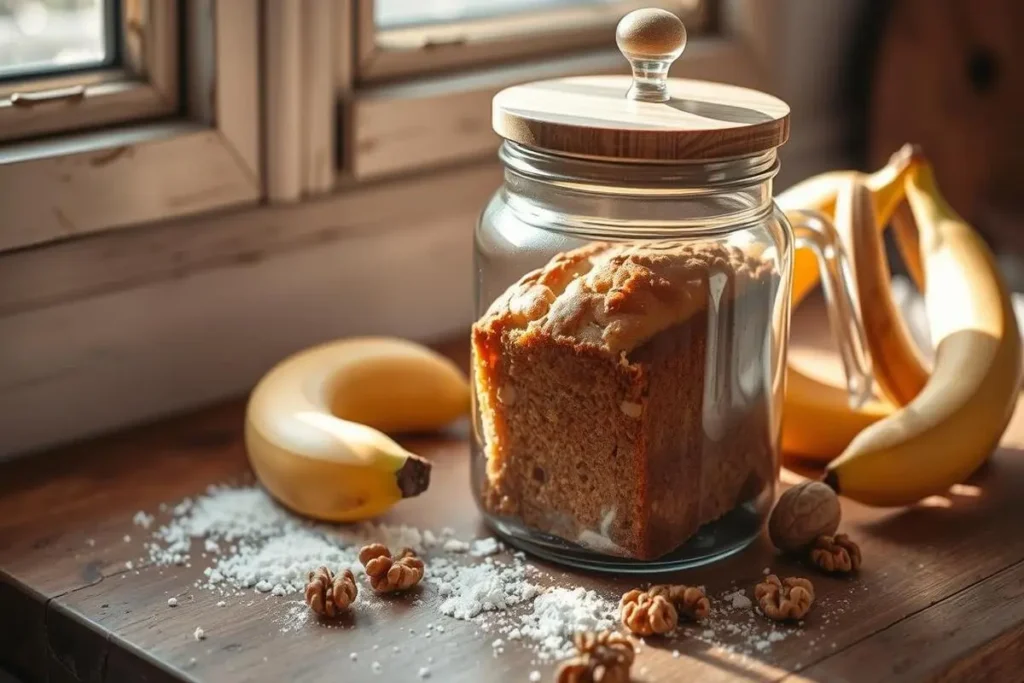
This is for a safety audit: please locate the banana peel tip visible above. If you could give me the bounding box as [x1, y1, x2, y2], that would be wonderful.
[890, 143, 926, 169]
[397, 454, 432, 498]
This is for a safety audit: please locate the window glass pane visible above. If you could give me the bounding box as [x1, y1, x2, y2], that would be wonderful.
[376, 0, 620, 30]
[0, 0, 108, 79]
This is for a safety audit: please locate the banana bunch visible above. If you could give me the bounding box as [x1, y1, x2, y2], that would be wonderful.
[779, 146, 920, 459]
[780, 147, 1022, 506]
[245, 338, 470, 521]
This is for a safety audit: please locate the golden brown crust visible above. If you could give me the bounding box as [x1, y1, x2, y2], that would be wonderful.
[478, 241, 771, 355]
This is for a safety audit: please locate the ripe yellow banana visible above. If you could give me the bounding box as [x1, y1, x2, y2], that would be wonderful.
[825, 162, 1022, 506]
[779, 144, 922, 307]
[778, 149, 919, 461]
[781, 364, 892, 462]
[837, 178, 930, 406]
[320, 337, 470, 433]
[245, 337, 469, 521]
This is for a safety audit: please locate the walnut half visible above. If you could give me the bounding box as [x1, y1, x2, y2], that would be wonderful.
[358, 544, 424, 592]
[810, 533, 862, 574]
[304, 566, 357, 618]
[556, 631, 634, 683]
[648, 584, 710, 621]
[755, 574, 814, 621]
[619, 588, 678, 636]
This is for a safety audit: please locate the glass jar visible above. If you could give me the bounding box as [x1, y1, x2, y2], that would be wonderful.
[469, 9, 869, 572]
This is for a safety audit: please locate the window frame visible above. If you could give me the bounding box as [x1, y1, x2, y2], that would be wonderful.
[0, 0, 179, 144]
[0, 0, 261, 253]
[353, 0, 712, 84]
[329, 0, 761, 184]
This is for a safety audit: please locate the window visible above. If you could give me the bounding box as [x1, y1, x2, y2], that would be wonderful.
[375, 0, 622, 29]
[0, 0, 260, 251]
[0, 0, 111, 79]
[263, 1, 735, 197]
[358, 0, 708, 83]
[330, 0, 736, 183]
[0, 0, 178, 143]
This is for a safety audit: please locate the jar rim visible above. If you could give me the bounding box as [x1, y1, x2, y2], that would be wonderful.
[499, 142, 779, 193]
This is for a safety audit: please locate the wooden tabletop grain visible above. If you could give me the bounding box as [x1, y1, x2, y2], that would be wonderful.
[2, 304, 1023, 683]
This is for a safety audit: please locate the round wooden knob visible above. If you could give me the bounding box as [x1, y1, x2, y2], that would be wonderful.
[615, 9, 687, 102]
[616, 8, 687, 60]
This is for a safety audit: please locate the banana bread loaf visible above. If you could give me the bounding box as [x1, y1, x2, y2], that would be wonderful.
[472, 241, 779, 560]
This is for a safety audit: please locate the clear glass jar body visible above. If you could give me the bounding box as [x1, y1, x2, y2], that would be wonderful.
[471, 143, 794, 572]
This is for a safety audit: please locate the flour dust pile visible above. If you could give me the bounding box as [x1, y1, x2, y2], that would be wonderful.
[136, 484, 620, 663]
[135, 486, 815, 665]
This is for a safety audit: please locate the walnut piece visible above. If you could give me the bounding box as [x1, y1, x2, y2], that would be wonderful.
[304, 566, 357, 618]
[555, 631, 634, 683]
[755, 575, 815, 621]
[810, 533, 862, 574]
[619, 588, 678, 636]
[768, 481, 841, 552]
[358, 543, 424, 592]
[648, 584, 710, 620]
[619, 401, 642, 418]
[497, 384, 517, 406]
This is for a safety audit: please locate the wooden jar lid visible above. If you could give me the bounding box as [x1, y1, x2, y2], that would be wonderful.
[493, 8, 790, 161]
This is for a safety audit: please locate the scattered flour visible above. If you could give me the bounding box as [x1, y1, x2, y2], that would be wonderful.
[358, 522, 428, 554]
[517, 587, 617, 662]
[469, 537, 501, 557]
[144, 487, 449, 596]
[137, 485, 827, 668]
[681, 585, 831, 657]
[147, 486, 294, 566]
[205, 529, 358, 594]
[723, 589, 752, 610]
[277, 601, 309, 633]
[442, 539, 470, 553]
[432, 556, 536, 619]
[133, 511, 154, 529]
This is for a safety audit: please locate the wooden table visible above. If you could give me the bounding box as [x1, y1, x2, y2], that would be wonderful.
[2, 306, 1024, 683]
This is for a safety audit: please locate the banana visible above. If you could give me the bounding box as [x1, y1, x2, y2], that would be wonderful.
[244, 337, 469, 521]
[318, 337, 470, 433]
[781, 364, 893, 463]
[779, 144, 923, 307]
[837, 178, 930, 406]
[891, 202, 927, 291]
[246, 411, 430, 522]
[778, 149, 919, 461]
[825, 162, 1022, 506]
